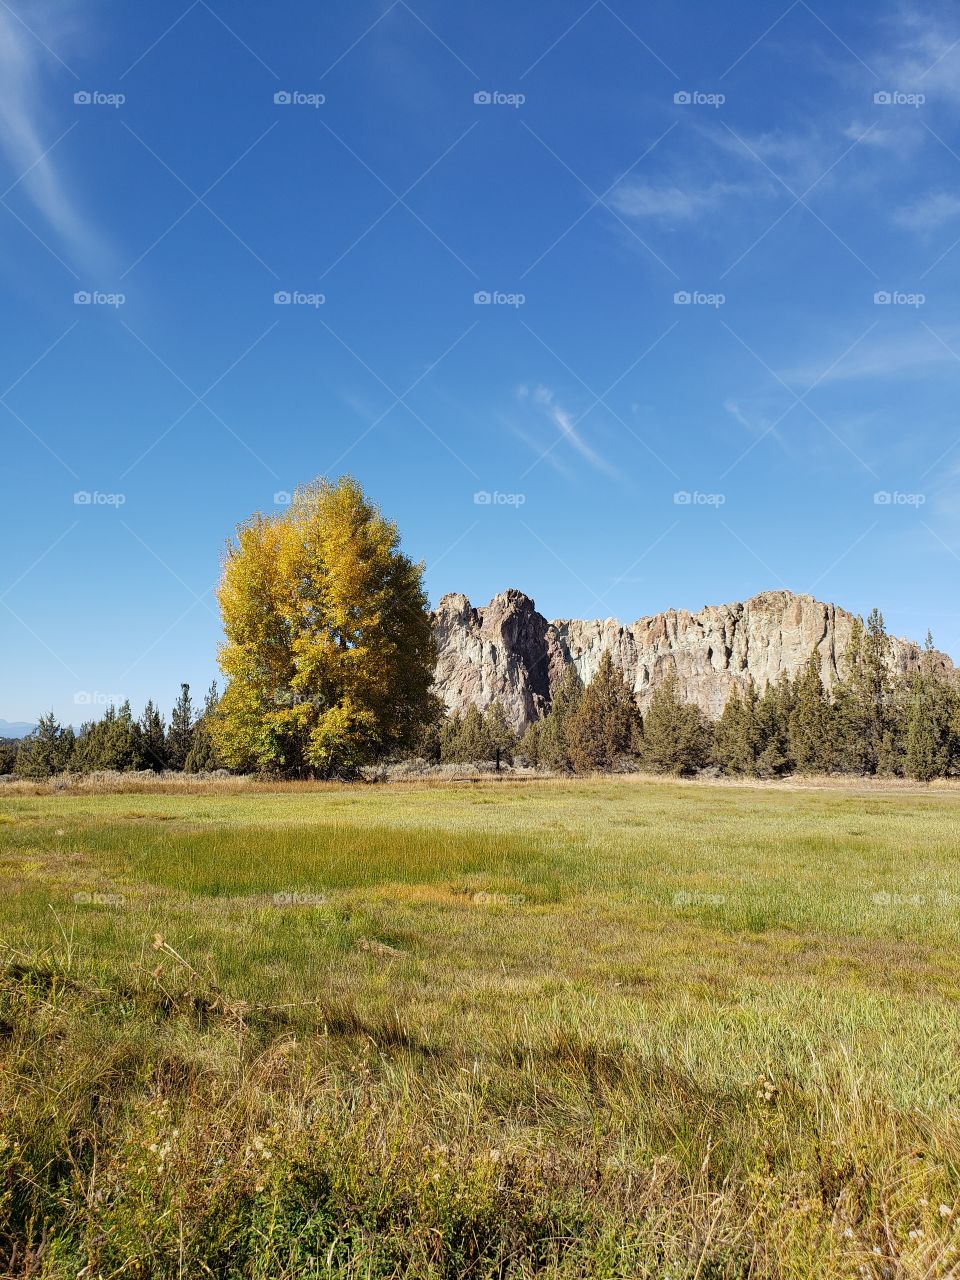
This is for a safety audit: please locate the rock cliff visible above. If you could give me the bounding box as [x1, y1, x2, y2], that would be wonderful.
[432, 589, 953, 731]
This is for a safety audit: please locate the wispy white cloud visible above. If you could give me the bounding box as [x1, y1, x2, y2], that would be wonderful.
[893, 191, 960, 233]
[784, 331, 960, 386]
[0, 3, 104, 267]
[608, 180, 743, 223]
[877, 7, 960, 106]
[518, 384, 619, 477]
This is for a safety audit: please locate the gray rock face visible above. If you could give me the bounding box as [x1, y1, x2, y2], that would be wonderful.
[432, 589, 954, 731]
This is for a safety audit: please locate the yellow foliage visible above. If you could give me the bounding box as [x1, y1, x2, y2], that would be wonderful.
[214, 477, 437, 775]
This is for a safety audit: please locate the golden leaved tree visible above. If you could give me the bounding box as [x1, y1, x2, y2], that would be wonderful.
[214, 477, 438, 776]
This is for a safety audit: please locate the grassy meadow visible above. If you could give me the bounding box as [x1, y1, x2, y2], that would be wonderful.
[3, 774, 960, 1277]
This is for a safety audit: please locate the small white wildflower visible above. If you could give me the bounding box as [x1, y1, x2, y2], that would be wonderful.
[941, 1204, 953, 1218]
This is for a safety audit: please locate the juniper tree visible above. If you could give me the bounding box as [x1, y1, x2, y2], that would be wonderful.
[904, 633, 956, 780]
[518, 718, 543, 767]
[166, 683, 194, 771]
[439, 711, 465, 763]
[755, 674, 793, 776]
[714, 681, 760, 775]
[184, 684, 224, 773]
[537, 663, 584, 771]
[567, 650, 640, 773]
[638, 670, 710, 776]
[15, 712, 73, 778]
[136, 700, 167, 772]
[483, 701, 518, 765]
[833, 611, 894, 773]
[788, 654, 834, 773]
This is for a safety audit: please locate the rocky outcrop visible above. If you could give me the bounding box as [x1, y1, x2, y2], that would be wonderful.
[432, 589, 954, 731]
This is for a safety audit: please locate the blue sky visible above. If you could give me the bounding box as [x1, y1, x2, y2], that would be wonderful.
[3, 0, 960, 725]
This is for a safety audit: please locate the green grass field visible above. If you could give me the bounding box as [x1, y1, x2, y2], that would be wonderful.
[3, 775, 960, 1278]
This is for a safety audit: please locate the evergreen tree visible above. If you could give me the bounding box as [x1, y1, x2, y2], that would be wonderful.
[184, 683, 224, 773]
[166, 683, 194, 770]
[714, 681, 760, 775]
[755, 675, 793, 776]
[833, 611, 893, 774]
[567, 650, 640, 773]
[15, 712, 73, 778]
[538, 664, 584, 771]
[102, 701, 139, 771]
[438, 703, 515, 764]
[483, 701, 518, 765]
[904, 633, 956, 780]
[136, 699, 167, 772]
[411, 710, 442, 762]
[459, 705, 489, 761]
[639, 671, 710, 776]
[0, 739, 18, 775]
[788, 654, 834, 773]
[439, 711, 465, 763]
[518, 718, 543, 767]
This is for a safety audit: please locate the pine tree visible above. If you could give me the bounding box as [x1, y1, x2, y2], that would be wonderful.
[537, 664, 584, 771]
[15, 712, 73, 778]
[439, 711, 465, 763]
[518, 718, 543, 767]
[639, 671, 710, 776]
[755, 674, 793, 776]
[788, 654, 834, 773]
[459, 705, 489, 761]
[714, 681, 760, 775]
[904, 633, 956, 780]
[136, 700, 167, 772]
[483, 701, 518, 766]
[166, 683, 194, 771]
[567, 650, 640, 773]
[184, 683, 224, 773]
[833, 611, 893, 774]
[102, 701, 139, 771]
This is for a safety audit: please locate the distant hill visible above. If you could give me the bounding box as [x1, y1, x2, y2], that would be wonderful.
[0, 720, 35, 739]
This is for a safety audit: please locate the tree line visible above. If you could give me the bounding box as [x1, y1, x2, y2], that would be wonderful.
[434, 610, 960, 782]
[8, 683, 223, 779]
[6, 479, 959, 783]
